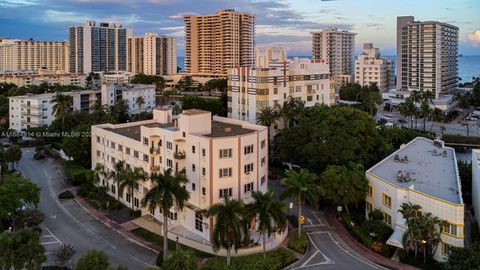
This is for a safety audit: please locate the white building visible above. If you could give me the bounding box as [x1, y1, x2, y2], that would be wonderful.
[472, 150, 480, 226]
[91, 108, 268, 243]
[366, 137, 464, 261]
[355, 43, 395, 92]
[0, 70, 86, 88]
[9, 83, 155, 130]
[228, 56, 334, 127]
[311, 28, 356, 84]
[396, 16, 458, 98]
[255, 46, 287, 68]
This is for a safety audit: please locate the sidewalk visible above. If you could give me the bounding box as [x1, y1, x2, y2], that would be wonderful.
[325, 208, 419, 270]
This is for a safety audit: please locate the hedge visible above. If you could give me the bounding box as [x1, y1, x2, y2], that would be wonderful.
[287, 231, 308, 254]
[286, 215, 298, 228]
[202, 248, 296, 270]
[58, 190, 74, 199]
[65, 161, 93, 186]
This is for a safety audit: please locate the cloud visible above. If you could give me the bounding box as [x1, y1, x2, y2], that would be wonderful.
[169, 12, 197, 19]
[0, 0, 38, 7]
[467, 30, 480, 47]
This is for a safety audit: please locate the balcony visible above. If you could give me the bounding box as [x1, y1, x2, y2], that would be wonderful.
[21, 103, 42, 109]
[174, 150, 186, 160]
[21, 111, 43, 117]
[149, 147, 161, 155]
[150, 166, 161, 173]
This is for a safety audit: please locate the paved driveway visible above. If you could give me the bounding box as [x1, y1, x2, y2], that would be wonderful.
[18, 148, 157, 269]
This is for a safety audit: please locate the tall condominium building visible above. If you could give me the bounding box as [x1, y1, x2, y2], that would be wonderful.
[366, 137, 464, 262]
[228, 56, 334, 128]
[396, 16, 458, 98]
[9, 83, 154, 131]
[0, 38, 69, 72]
[184, 10, 255, 75]
[255, 46, 287, 68]
[127, 33, 177, 76]
[354, 43, 395, 92]
[311, 28, 356, 82]
[69, 21, 132, 74]
[91, 108, 269, 244]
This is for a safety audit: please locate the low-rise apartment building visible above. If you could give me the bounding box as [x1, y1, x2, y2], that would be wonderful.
[91, 108, 268, 243]
[472, 149, 480, 227]
[354, 43, 394, 92]
[9, 83, 155, 130]
[366, 137, 464, 261]
[228, 57, 334, 126]
[0, 70, 86, 87]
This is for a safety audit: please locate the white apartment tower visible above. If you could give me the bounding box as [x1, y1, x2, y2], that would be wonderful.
[184, 10, 255, 75]
[396, 16, 458, 98]
[127, 33, 177, 76]
[311, 29, 356, 82]
[91, 109, 268, 243]
[228, 55, 334, 127]
[69, 21, 132, 74]
[355, 43, 395, 92]
[0, 38, 69, 72]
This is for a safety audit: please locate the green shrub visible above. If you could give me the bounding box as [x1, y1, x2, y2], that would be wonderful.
[286, 215, 298, 227]
[33, 152, 45, 160]
[352, 226, 373, 247]
[341, 212, 353, 231]
[368, 209, 384, 221]
[77, 184, 94, 198]
[203, 248, 296, 270]
[361, 219, 393, 242]
[58, 190, 74, 199]
[288, 231, 308, 254]
[156, 252, 163, 267]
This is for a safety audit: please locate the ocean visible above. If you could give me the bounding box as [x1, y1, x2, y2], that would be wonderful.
[176, 55, 480, 82]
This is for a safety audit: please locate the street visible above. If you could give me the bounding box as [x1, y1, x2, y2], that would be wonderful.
[18, 148, 157, 269]
[269, 179, 384, 270]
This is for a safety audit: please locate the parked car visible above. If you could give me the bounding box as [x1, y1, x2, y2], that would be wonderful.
[398, 119, 407, 124]
[282, 162, 301, 172]
[466, 116, 478, 121]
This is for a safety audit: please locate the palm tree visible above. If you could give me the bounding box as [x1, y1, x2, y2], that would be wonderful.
[279, 169, 320, 237]
[207, 196, 245, 266]
[455, 92, 471, 117]
[93, 163, 107, 186]
[119, 167, 145, 212]
[419, 100, 431, 131]
[50, 92, 73, 131]
[410, 91, 422, 129]
[246, 191, 286, 259]
[91, 100, 107, 121]
[107, 161, 125, 200]
[399, 203, 422, 258]
[256, 106, 280, 155]
[141, 168, 190, 260]
[135, 96, 145, 119]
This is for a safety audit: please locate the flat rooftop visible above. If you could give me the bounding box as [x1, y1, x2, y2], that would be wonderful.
[368, 137, 462, 204]
[205, 121, 256, 138]
[104, 122, 176, 141]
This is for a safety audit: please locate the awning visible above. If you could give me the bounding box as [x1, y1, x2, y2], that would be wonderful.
[386, 224, 407, 249]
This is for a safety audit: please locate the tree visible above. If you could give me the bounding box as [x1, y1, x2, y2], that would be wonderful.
[207, 196, 245, 266]
[107, 161, 125, 200]
[119, 166, 145, 212]
[202, 78, 227, 92]
[277, 97, 305, 128]
[445, 243, 480, 270]
[93, 163, 107, 186]
[360, 84, 383, 116]
[3, 144, 22, 169]
[256, 106, 280, 156]
[15, 208, 44, 228]
[455, 92, 472, 117]
[0, 228, 46, 270]
[61, 124, 91, 167]
[181, 95, 226, 116]
[279, 169, 320, 237]
[74, 250, 109, 270]
[54, 244, 76, 268]
[91, 100, 107, 122]
[246, 190, 286, 259]
[162, 248, 198, 270]
[51, 92, 73, 131]
[135, 96, 145, 118]
[339, 83, 362, 101]
[0, 174, 40, 221]
[141, 168, 190, 260]
[319, 162, 367, 215]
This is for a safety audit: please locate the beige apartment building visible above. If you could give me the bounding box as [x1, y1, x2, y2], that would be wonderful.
[396, 16, 458, 98]
[91, 108, 268, 243]
[184, 9, 255, 76]
[127, 33, 177, 76]
[355, 43, 395, 92]
[255, 46, 287, 68]
[0, 70, 86, 88]
[0, 38, 69, 72]
[311, 28, 356, 83]
[228, 54, 334, 129]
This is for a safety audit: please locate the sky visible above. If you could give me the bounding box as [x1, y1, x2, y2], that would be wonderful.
[0, 0, 479, 56]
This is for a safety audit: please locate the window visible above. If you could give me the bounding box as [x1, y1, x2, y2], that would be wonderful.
[96, 136, 100, 143]
[192, 183, 196, 191]
[126, 193, 131, 203]
[366, 201, 373, 213]
[261, 157, 266, 166]
[219, 188, 232, 198]
[143, 154, 149, 162]
[166, 141, 172, 150]
[111, 142, 116, 149]
[244, 163, 254, 174]
[261, 176, 266, 185]
[126, 147, 131, 155]
[96, 150, 100, 157]
[368, 185, 373, 197]
[442, 243, 452, 256]
[219, 148, 232, 158]
[118, 145, 123, 152]
[195, 213, 203, 232]
[202, 148, 206, 157]
[244, 145, 254, 155]
[382, 193, 392, 208]
[182, 132, 186, 137]
[111, 185, 116, 194]
[202, 187, 206, 196]
[168, 211, 177, 220]
[261, 140, 266, 149]
[192, 164, 196, 172]
[219, 168, 232, 178]
[167, 159, 173, 168]
[192, 145, 196, 153]
[244, 182, 254, 193]
[383, 212, 392, 226]
[443, 223, 458, 236]
[143, 137, 148, 145]
[134, 151, 139, 158]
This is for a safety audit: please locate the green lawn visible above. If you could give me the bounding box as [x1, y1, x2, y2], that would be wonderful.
[131, 227, 214, 258]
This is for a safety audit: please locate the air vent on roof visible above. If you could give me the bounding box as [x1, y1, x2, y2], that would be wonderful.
[432, 149, 438, 156]
[443, 150, 447, 157]
[397, 170, 414, 183]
